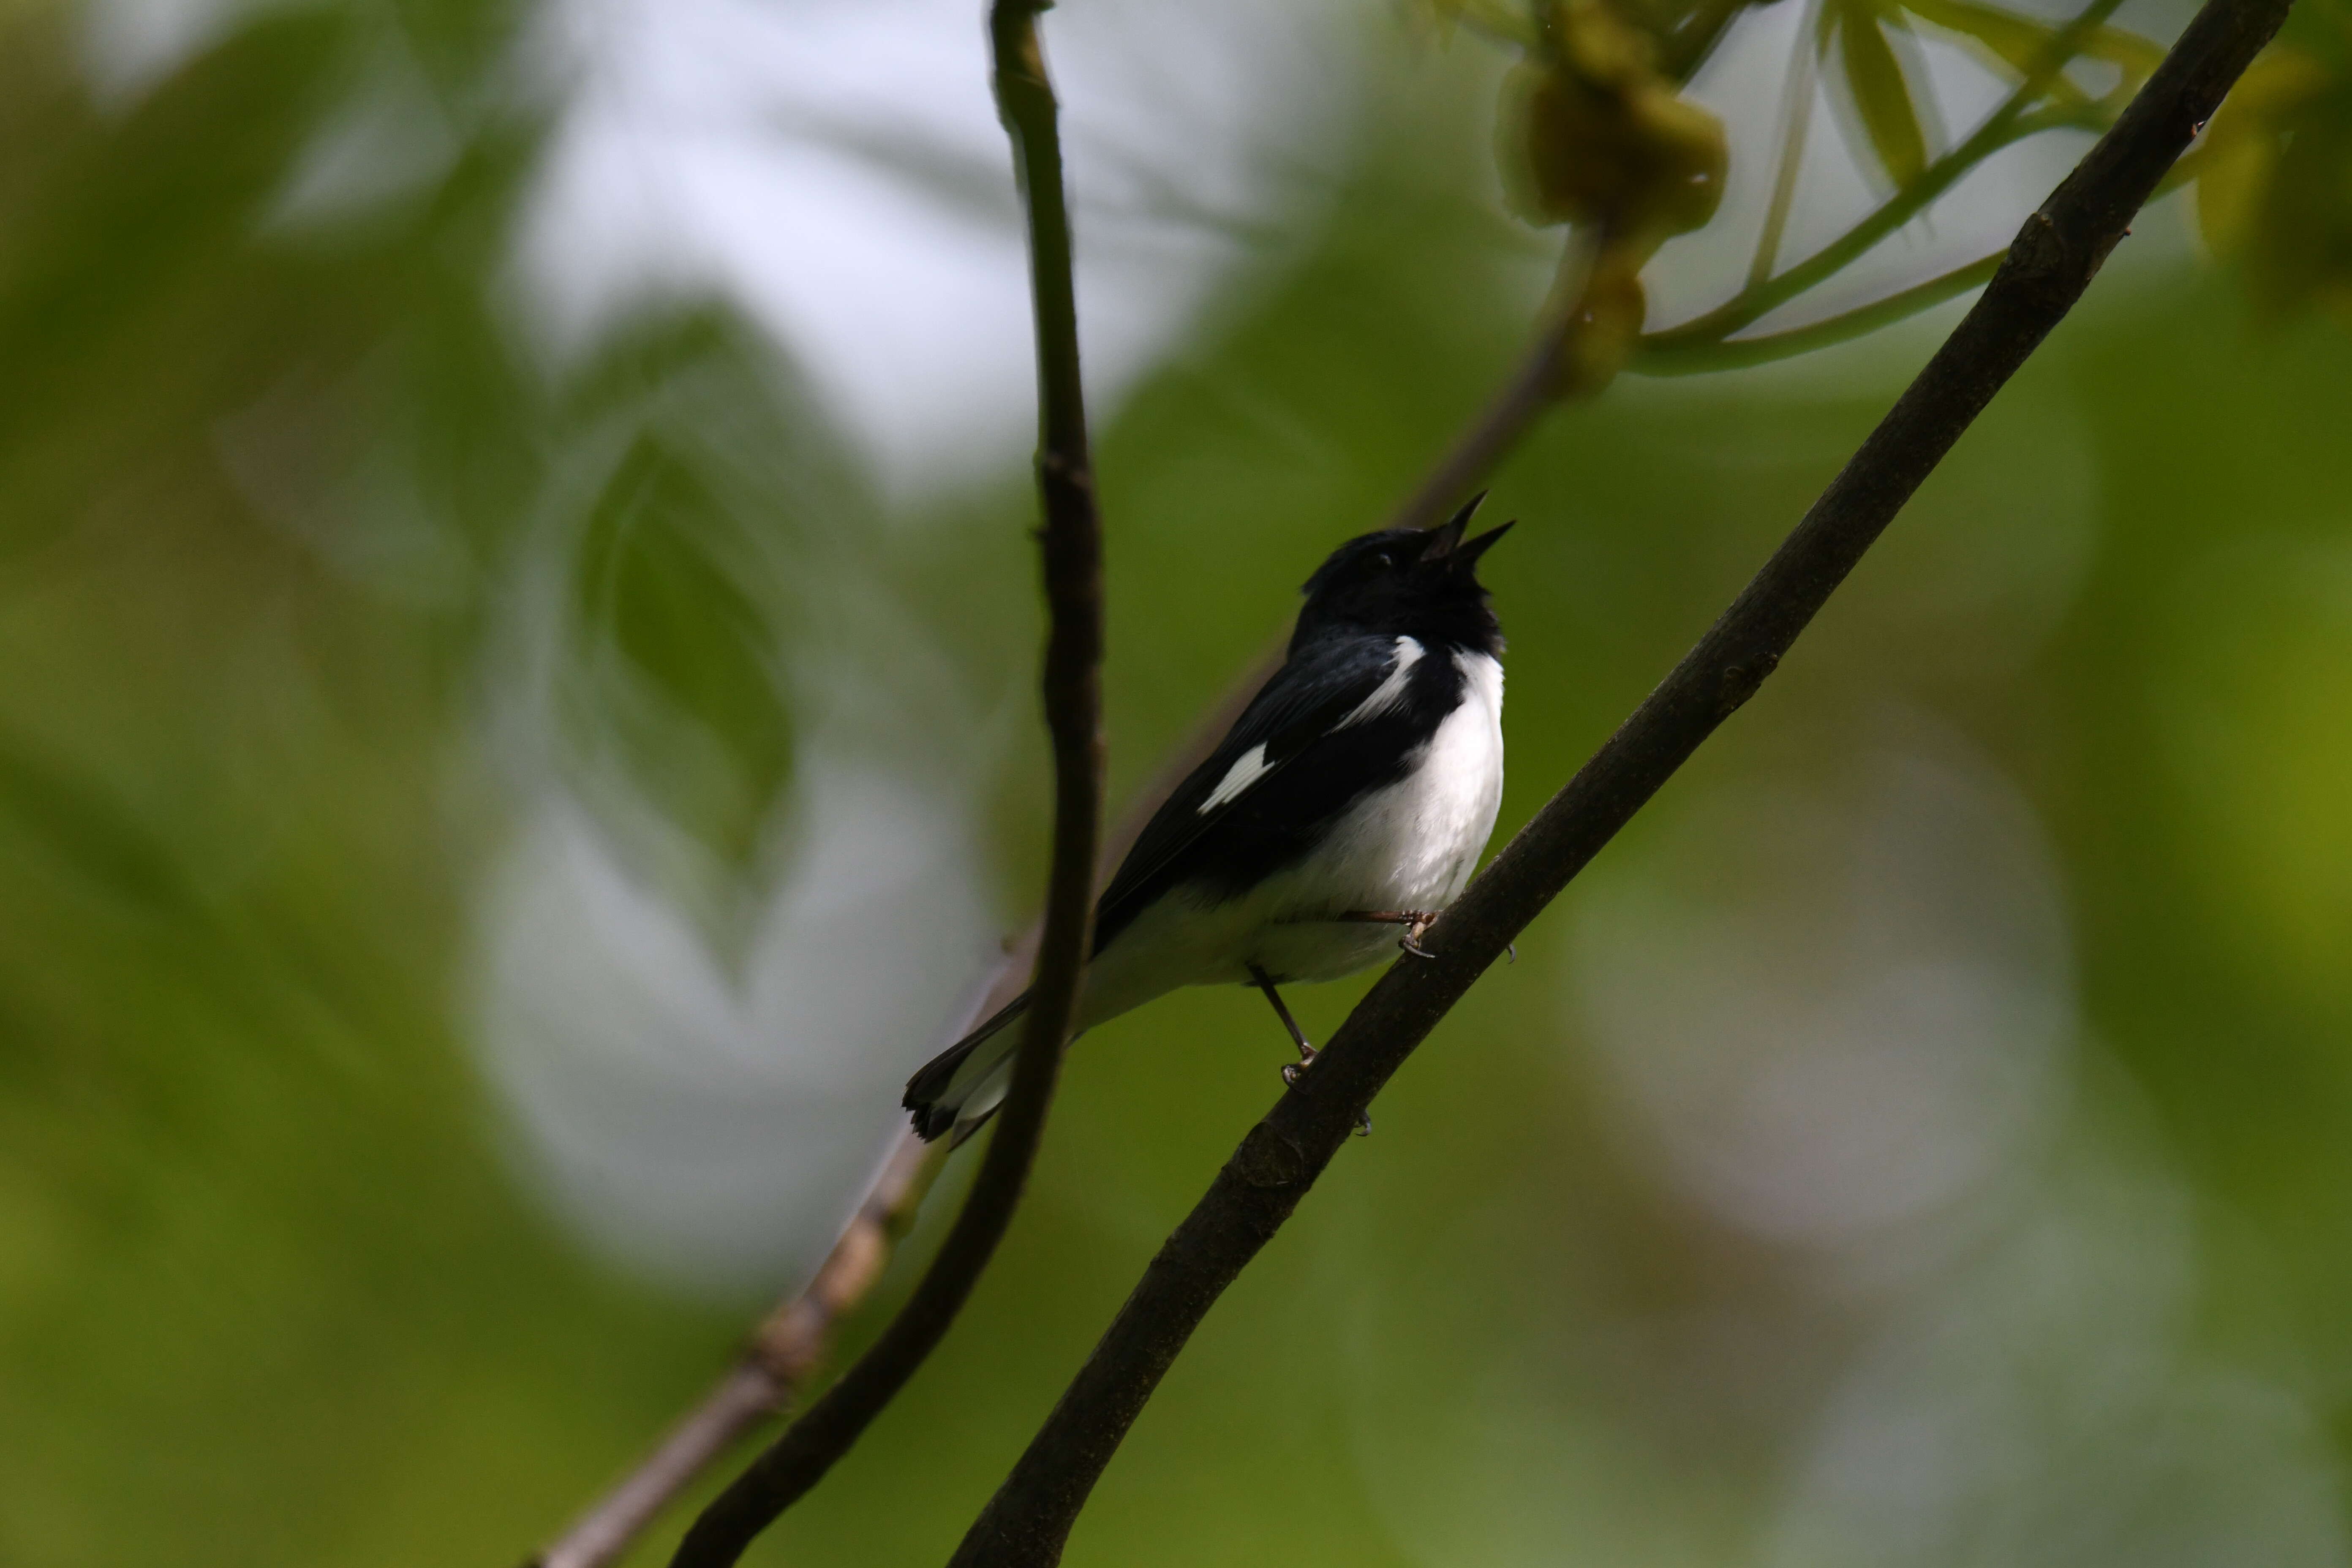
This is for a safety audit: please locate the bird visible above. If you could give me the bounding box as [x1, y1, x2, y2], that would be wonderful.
[904, 494, 1511, 1144]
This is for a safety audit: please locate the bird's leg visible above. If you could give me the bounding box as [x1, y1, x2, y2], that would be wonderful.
[1332, 909, 1441, 958]
[1250, 964, 1372, 1135]
[1250, 964, 1317, 1083]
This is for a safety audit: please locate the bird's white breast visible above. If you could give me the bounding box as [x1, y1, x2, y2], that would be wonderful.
[1233, 649, 1505, 984]
[1327, 648, 1505, 909]
[1071, 649, 1505, 1025]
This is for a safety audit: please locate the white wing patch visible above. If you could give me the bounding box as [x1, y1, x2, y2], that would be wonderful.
[1198, 742, 1273, 814]
[1335, 636, 1423, 730]
[1195, 636, 1424, 818]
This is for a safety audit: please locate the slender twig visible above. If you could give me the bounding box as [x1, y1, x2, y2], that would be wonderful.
[2006, 98, 2110, 139]
[662, 7, 1106, 1566]
[1382, 235, 1601, 534]
[943, 0, 2292, 1559]
[1636, 249, 2004, 374]
[528, 1128, 946, 1568]
[1654, 0, 2131, 352]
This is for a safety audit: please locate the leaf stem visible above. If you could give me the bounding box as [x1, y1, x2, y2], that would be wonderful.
[1655, 0, 2132, 351]
[1750, 0, 1826, 291]
[1636, 250, 2003, 373]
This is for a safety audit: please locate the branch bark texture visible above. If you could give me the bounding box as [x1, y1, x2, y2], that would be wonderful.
[664, 5, 1105, 1565]
[947, 0, 2291, 1560]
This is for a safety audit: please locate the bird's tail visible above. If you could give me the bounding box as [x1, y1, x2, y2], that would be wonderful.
[903, 990, 1033, 1145]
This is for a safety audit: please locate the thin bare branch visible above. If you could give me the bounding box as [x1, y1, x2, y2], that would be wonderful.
[526, 1128, 945, 1568]
[1380, 236, 1599, 534]
[662, 5, 1106, 1565]
[943, 0, 2292, 1558]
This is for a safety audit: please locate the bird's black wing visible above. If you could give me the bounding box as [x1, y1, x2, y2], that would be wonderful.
[1091, 634, 1436, 955]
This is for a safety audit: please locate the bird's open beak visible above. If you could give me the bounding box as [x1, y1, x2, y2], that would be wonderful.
[1418, 491, 1488, 561]
[1454, 519, 1514, 569]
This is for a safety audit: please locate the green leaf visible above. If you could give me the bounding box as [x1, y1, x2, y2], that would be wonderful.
[1898, 0, 2087, 104]
[1899, 0, 2164, 107]
[1828, 0, 1929, 190]
[2240, 71, 2352, 318]
[573, 435, 793, 875]
[2196, 49, 2340, 297]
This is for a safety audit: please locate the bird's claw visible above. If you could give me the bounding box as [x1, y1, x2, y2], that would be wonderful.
[1399, 912, 1437, 958]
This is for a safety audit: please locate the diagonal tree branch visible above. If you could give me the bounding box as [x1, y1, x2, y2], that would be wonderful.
[944, 0, 2292, 1560]
[660, 6, 1105, 1566]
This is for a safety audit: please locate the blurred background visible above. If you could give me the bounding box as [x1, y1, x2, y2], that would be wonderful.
[5, 0, 2352, 1563]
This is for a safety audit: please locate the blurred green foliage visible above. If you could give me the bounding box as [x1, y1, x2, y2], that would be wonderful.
[2199, 6, 2352, 319]
[1499, 0, 1728, 242]
[5, 3, 2352, 1568]
[574, 435, 796, 876]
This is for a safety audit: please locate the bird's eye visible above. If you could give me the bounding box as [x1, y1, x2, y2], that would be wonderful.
[1371, 552, 1393, 571]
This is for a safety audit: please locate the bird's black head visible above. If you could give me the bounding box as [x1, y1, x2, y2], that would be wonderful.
[1293, 494, 1512, 656]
